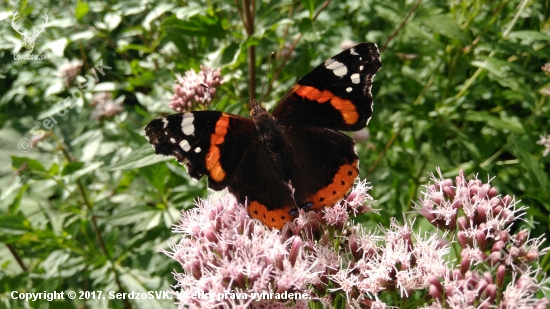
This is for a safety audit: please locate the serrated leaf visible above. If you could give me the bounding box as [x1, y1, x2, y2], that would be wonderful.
[140, 163, 169, 196]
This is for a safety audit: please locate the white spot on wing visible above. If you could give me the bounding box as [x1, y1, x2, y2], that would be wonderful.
[351, 73, 360, 84]
[194, 147, 201, 153]
[359, 65, 364, 71]
[350, 47, 359, 55]
[162, 118, 169, 129]
[181, 113, 195, 136]
[325, 59, 348, 77]
[180, 140, 191, 152]
[346, 87, 352, 92]
[170, 138, 176, 143]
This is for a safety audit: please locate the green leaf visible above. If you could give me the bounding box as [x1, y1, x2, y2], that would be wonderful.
[61, 161, 85, 176]
[301, 0, 315, 19]
[514, 144, 550, 198]
[75, 0, 89, 20]
[470, 60, 506, 78]
[107, 206, 158, 226]
[422, 15, 468, 42]
[161, 15, 225, 38]
[8, 184, 30, 215]
[104, 12, 122, 31]
[140, 163, 169, 196]
[107, 144, 171, 171]
[11, 156, 46, 172]
[465, 111, 524, 133]
[0, 214, 32, 237]
[48, 163, 59, 176]
[67, 162, 104, 181]
[142, 3, 175, 31]
[507, 30, 550, 42]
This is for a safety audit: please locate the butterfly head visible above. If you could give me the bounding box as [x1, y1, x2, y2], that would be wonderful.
[250, 99, 278, 135]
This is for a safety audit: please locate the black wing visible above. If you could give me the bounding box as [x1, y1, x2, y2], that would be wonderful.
[272, 43, 381, 131]
[228, 140, 297, 230]
[145, 111, 255, 190]
[284, 126, 359, 210]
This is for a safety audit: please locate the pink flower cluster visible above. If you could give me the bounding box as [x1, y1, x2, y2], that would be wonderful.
[58, 60, 83, 87]
[90, 92, 123, 120]
[164, 195, 319, 309]
[165, 172, 549, 308]
[168, 65, 223, 112]
[416, 169, 549, 309]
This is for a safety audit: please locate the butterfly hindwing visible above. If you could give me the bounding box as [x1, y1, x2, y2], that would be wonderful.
[145, 111, 255, 190]
[228, 141, 296, 230]
[273, 43, 381, 131]
[284, 126, 359, 210]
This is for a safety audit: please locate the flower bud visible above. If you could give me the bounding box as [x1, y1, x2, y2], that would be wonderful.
[475, 229, 487, 250]
[485, 283, 497, 303]
[458, 231, 470, 248]
[515, 230, 529, 246]
[496, 265, 506, 287]
[460, 255, 471, 274]
[457, 217, 469, 230]
[444, 185, 455, 199]
[488, 187, 498, 198]
[501, 195, 512, 207]
[289, 236, 302, 267]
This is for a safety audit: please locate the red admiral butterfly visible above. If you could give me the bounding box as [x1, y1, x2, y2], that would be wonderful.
[145, 43, 381, 229]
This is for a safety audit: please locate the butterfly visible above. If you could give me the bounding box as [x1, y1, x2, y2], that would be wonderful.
[145, 43, 381, 229]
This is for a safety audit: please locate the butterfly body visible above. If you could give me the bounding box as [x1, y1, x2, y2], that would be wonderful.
[145, 43, 381, 229]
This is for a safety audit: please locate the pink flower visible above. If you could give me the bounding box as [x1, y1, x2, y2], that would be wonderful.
[537, 135, 550, 157]
[90, 92, 123, 120]
[169, 65, 223, 112]
[164, 195, 319, 308]
[58, 60, 83, 87]
[164, 171, 549, 308]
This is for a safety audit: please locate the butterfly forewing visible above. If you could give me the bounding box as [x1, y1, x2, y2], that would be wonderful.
[273, 43, 381, 131]
[145, 111, 255, 190]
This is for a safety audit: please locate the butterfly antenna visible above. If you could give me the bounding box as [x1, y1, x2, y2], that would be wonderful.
[259, 52, 275, 105]
[200, 84, 244, 104]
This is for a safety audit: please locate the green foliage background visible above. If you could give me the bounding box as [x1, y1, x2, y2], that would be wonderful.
[0, 0, 549, 308]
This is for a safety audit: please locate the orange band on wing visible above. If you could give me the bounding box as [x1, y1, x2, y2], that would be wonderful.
[307, 160, 359, 210]
[294, 85, 359, 125]
[205, 114, 230, 182]
[248, 201, 295, 230]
